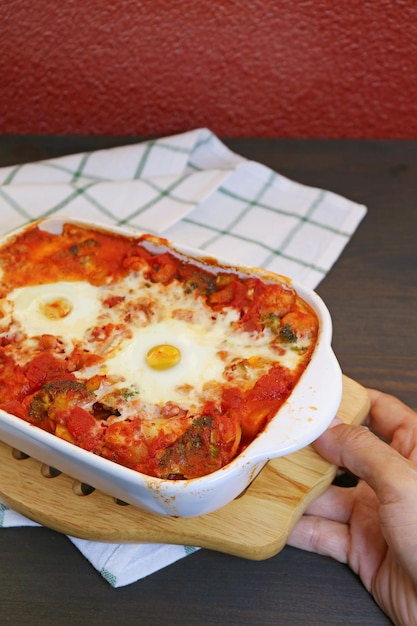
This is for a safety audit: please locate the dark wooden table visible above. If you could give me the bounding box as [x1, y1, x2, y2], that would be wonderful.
[1, 135, 416, 625]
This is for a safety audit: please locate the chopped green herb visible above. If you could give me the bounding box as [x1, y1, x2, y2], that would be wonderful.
[279, 324, 298, 343]
[262, 312, 280, 333]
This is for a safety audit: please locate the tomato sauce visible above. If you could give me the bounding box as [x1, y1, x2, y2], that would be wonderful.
[0, 222, 319, 479]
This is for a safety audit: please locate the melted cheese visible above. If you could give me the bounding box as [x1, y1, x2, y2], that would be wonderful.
[3, 274, 305, 412]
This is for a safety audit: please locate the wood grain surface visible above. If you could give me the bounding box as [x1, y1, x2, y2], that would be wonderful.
[0, 376, 368, 559]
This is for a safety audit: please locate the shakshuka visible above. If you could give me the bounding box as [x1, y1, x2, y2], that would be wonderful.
[0, 221, 319, 479]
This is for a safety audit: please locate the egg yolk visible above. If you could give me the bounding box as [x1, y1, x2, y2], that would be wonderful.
[39, 297, 73, 320]
[146, 344, 181, 370]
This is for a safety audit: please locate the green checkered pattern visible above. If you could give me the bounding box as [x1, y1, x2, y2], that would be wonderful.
[0, 129, 366, 289]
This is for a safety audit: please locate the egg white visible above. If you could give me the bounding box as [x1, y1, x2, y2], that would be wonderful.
[103, 318, 227, 406]
[9, 281, 102, 341]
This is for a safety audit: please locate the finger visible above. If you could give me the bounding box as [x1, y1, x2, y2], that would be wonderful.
[366, 389, 417, 460]
[303, 484, 356, 523]
[288, 515, 349, 563]
[313, 423, 417, 504]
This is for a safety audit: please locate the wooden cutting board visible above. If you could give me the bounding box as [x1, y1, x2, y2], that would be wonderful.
[0, 375, 369, 560]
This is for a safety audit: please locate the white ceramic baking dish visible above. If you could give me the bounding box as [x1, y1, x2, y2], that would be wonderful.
[0, 216, 342, 517]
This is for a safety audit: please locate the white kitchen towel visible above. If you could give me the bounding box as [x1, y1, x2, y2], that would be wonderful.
[0, 128, 367, 586]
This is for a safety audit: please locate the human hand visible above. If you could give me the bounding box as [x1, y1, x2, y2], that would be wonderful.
[288, 389, 417, 626]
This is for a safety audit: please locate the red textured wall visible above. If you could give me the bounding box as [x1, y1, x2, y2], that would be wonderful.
[2, 0, 417, 138]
